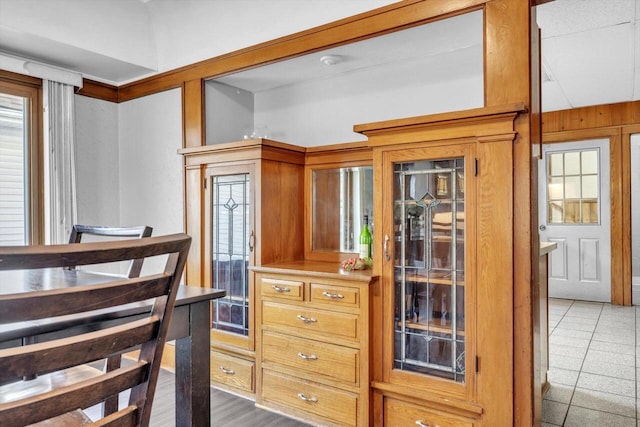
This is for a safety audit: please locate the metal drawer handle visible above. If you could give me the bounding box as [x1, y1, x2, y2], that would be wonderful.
[219, 366, 235, 375]
[321, 291, 344, 299]
[296, 314, 317, 323]
[297, 352, 318, 360]
[297, 393, 318, 403]
[416, 421, 440, 427]
[272, 285, 291, 293]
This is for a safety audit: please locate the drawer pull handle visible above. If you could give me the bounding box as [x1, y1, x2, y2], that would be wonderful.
[272, 285, 291, 293]
[296, 314, 317, 323]
[297, 393, 318, 403]
[415, 422, 440, 427]
[297, 352, 318, 360]
[219, 366, 235, 375]
[322, 291, 344, 299]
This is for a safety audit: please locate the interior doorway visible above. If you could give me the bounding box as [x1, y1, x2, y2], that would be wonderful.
[538, 139, 611, 302]
[632, 134, 640, 305]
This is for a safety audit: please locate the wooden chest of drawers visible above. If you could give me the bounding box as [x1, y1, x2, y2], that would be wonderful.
[252, 261, 376, 427]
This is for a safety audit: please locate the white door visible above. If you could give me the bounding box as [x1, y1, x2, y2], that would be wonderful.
[538, 139, 611, 302]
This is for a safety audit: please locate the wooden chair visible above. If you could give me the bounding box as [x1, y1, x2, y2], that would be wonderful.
[0, 233, 191, 427]
[68, 225, 153, 278]
[68, 224, 153, 416]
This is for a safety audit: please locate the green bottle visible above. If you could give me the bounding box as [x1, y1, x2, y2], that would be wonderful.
[359, 215, 372, 261]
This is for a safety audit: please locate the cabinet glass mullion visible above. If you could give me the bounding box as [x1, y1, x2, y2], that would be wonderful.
[211, 173, 250, 337]
[393, 158, 466, 383]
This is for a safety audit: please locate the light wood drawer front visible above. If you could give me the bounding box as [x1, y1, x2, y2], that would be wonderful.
[384, 397, 474, 427]
[210, 351, 254, 392]
[260, 278, 304, 300]
[309, 283, 359, 308]
[262, 301, 358, 340]
[262, 370, 358, 427]
[263, 331, 359, 384]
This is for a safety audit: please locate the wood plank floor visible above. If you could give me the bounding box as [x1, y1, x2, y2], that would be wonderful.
[86, 367, 312, 426]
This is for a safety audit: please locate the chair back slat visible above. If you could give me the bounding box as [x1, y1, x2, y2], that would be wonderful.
[1, 362, 148, 426]
[0, 275, 171, 323]
[68, 225, 153, 278]
[0, 317, 159, 385]
[0, 233, 190, 427]
[0, 274, 171, 324]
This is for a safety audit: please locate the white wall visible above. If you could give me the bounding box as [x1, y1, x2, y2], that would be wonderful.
[205, 81, 254, 144]
[118, 88, 183, 236]
[74, 95, 120, 226]
[254, 49, 483, 146]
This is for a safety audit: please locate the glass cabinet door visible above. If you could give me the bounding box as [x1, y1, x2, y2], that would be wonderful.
[209, 170, 253, 343]
[392, 155, 466, 383]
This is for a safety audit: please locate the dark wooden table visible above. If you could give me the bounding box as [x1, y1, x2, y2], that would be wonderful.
[0, 268, 224, 427]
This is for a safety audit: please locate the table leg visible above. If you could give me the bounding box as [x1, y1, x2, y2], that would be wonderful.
[175, 301, 211, 427]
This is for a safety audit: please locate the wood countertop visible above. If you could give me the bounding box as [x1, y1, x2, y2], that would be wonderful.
[250, 259, 377, 283]
[540, 241, 558, 255]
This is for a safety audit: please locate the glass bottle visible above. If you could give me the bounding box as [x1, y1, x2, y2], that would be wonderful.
[359, 215, 372, 261]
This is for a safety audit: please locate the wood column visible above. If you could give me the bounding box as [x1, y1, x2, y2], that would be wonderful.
[484, 1, 538, 426]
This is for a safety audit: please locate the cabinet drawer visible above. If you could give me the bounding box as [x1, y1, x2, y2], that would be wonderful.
[262, 370, 358, 427]
[210, 351, 254, 393]
[260, 277, 304, 300]
[384, 397, 474, 427]
[309, 282, 359, 308]
[262, 301, 359, 341]
[263, 331, 359, 384]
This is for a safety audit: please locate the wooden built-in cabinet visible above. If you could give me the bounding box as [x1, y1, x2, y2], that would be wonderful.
[252, 261, 376, 427]
[178, 139, 305, 397]
[356, 104, 526, 426]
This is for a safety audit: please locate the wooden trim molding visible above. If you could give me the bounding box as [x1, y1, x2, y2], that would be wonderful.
[76, 79, 118, 103]
[542, 100, 640, 133]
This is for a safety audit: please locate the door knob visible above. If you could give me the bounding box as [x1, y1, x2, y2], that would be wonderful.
[539, 225, 546, 231]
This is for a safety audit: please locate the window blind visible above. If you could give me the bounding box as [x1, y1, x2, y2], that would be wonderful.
[0, 93, 26, 245]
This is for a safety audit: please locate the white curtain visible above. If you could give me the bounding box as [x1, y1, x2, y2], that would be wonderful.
[43, 80, 77, 244]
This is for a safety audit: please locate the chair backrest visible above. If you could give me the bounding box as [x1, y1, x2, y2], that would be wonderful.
[68, 225, 153, 278]
[0, 233, 191, 427]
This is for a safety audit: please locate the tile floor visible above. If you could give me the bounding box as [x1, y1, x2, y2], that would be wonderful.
[542, 298, 638, 427]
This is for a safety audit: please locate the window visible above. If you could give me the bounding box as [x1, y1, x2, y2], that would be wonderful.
[547, 149, 599, 224]
[0, 72, 43, 245]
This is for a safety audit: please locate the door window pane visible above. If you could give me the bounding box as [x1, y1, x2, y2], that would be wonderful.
[546, 149, 599, 225]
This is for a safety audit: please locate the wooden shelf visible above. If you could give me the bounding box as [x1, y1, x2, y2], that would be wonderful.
[394, 273, 465, 286]
[396, 320, 466, 337]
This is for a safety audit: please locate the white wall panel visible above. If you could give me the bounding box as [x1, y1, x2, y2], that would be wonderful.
[74, 95, 120, 227]
[118, 88, 183, 274]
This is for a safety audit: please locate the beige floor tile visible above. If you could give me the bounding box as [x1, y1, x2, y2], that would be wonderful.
[585, 349, 635, 367]
[593, 333, 635, 345]
[550, 354, 585, 371]
[571, 387, 636, 418]
[564, 406, 635, 427]
[581, 359, 636, 381]
[550, 344, 588, 359]
[548, 368, 580, 387]
[552, 328, 594, 340]
[589, 340, 635, 356]
[545, 383, 574, 404]
[577, 372, 635, 397]
[542, 400, 569, 426]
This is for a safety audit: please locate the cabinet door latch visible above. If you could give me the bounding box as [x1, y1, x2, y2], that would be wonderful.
[203, 177, 207, 190]
[474, 158, 479, 176]
[475, 355, 479, 373]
